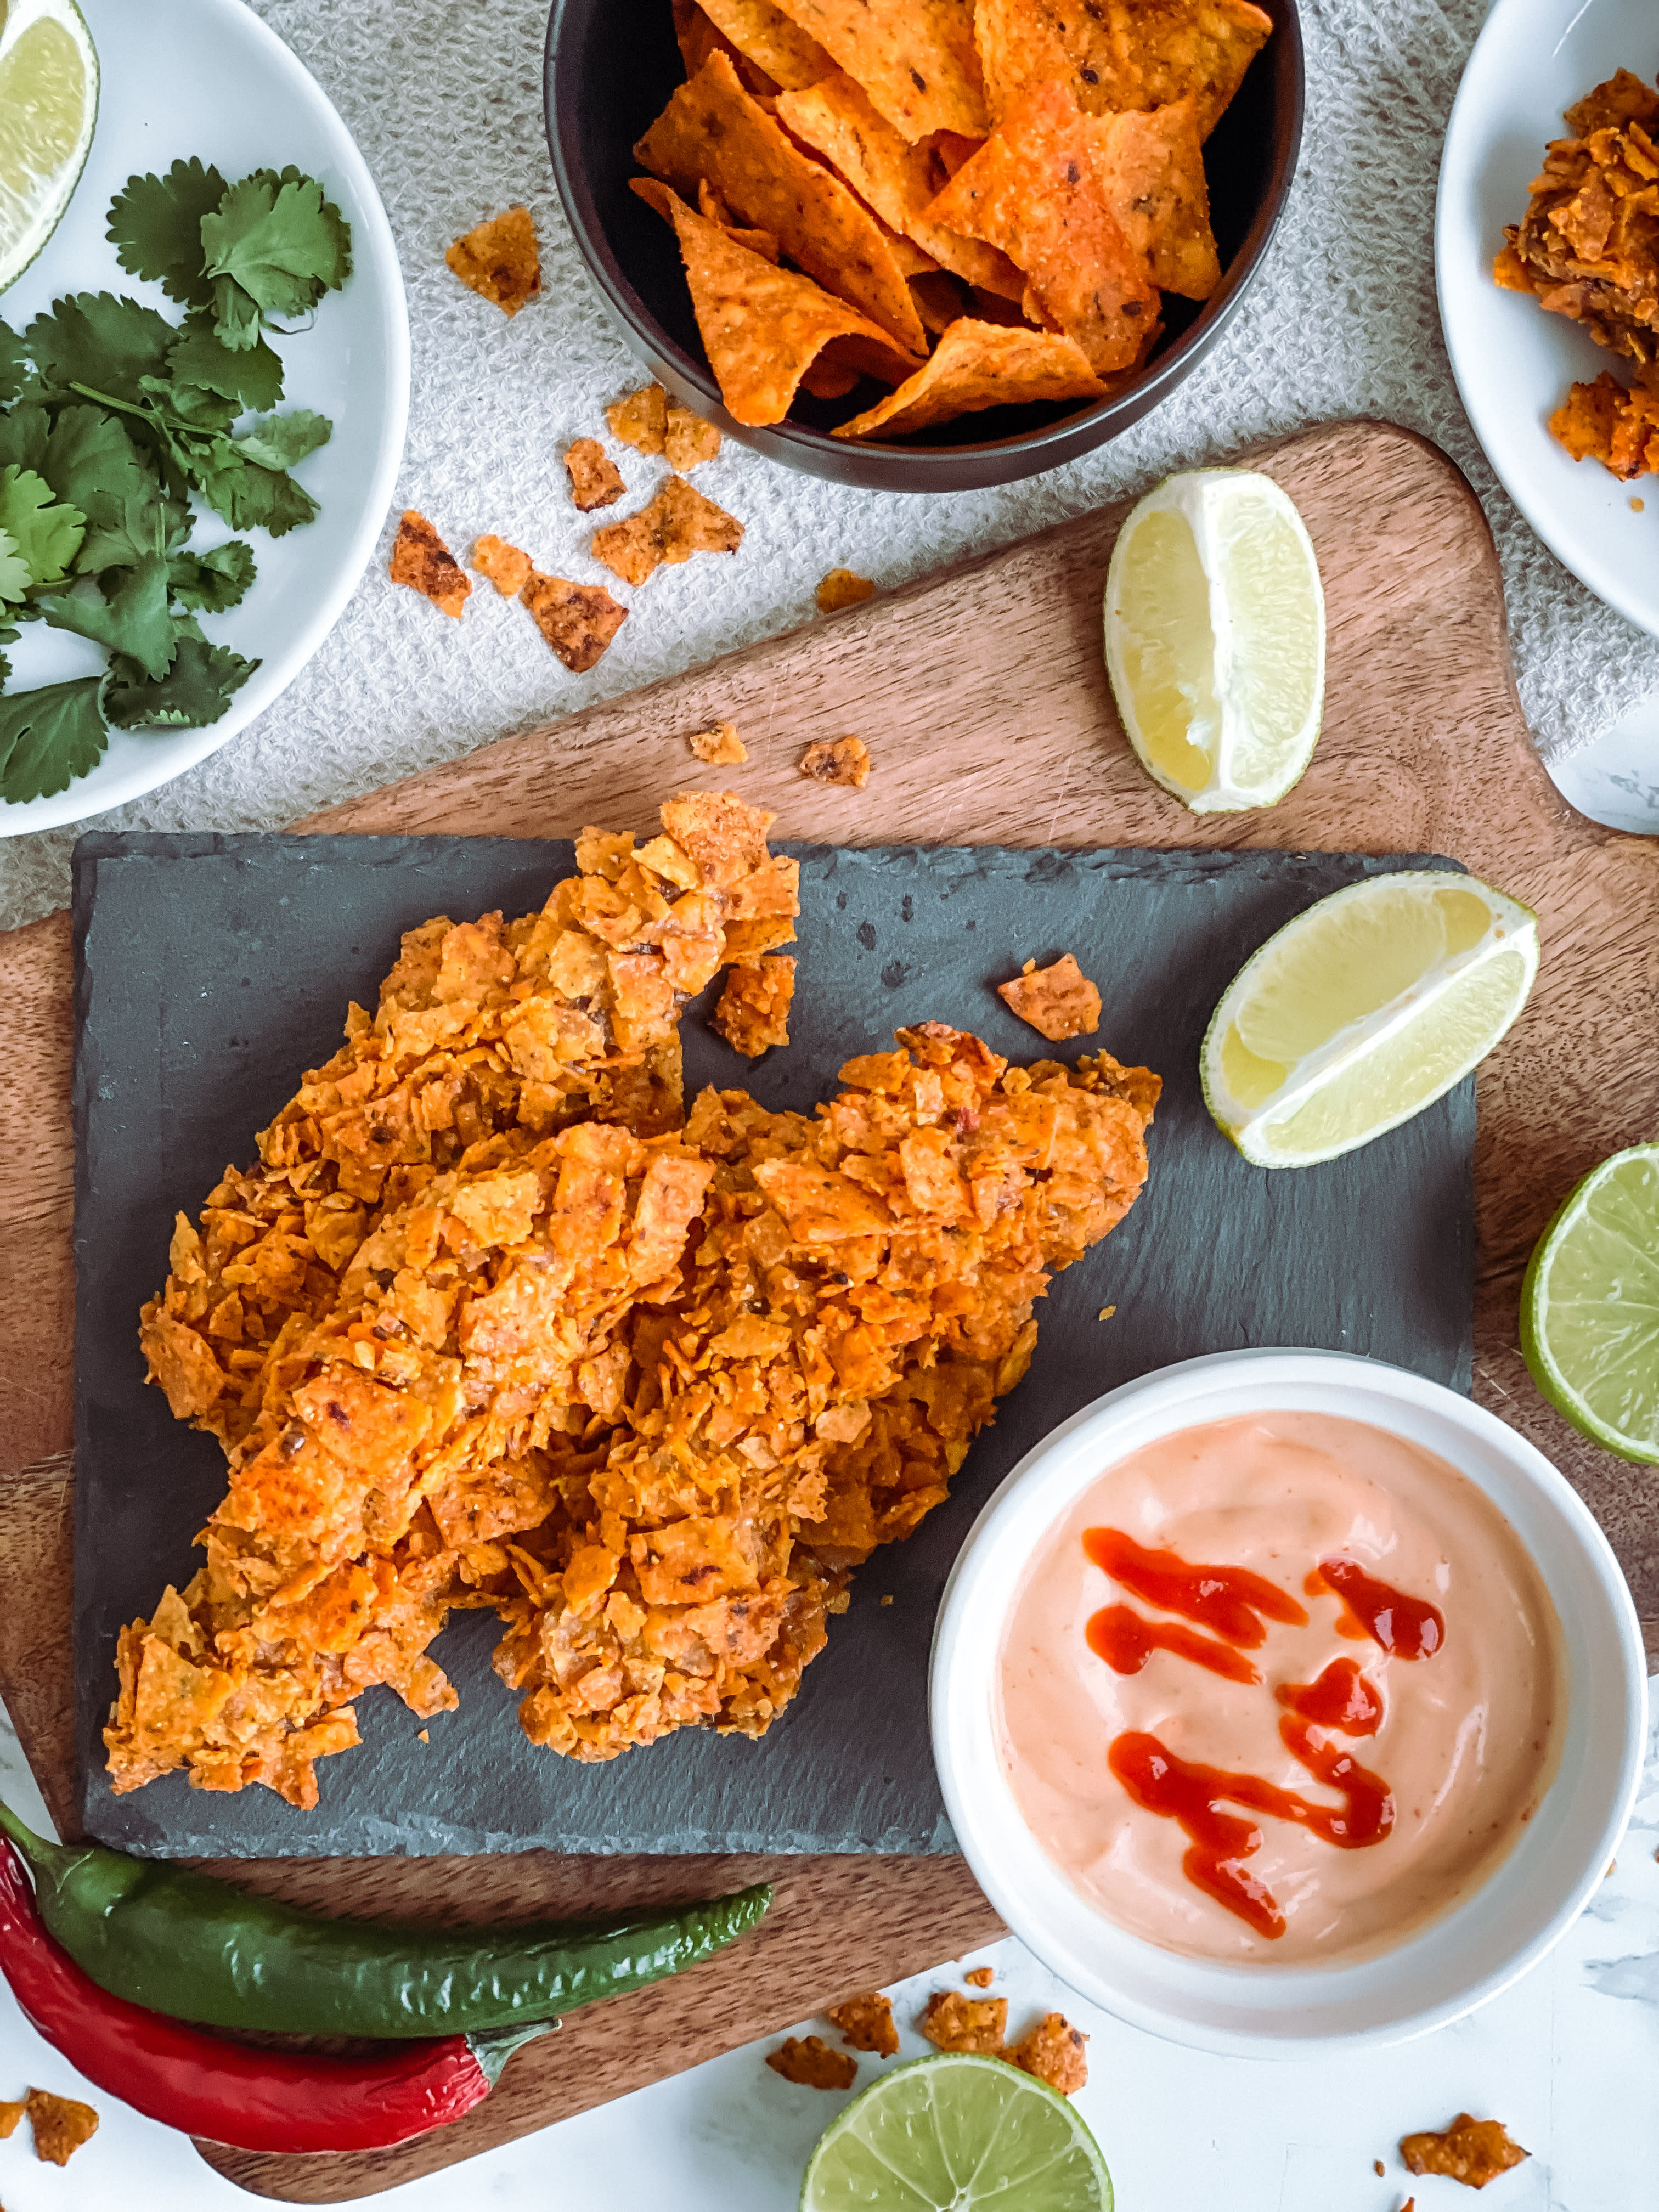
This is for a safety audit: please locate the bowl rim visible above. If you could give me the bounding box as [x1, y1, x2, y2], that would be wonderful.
[929, 1346, 1649, 2057]
[541, 0, 1307, 489]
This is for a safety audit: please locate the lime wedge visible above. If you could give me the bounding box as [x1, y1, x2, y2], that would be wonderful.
[1521, 1144, 1659, 1463]
[0, 0, 98, 294]
[1200, 870, 1539, 1167]
[800, 2052, 1112, 2212]
[1104, 467, 1325, 814]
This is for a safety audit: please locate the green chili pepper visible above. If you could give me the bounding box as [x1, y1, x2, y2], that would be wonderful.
[0, 1801, 770, 2039]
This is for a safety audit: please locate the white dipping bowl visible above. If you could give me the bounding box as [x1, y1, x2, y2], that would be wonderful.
[930, 1348, 1648, 2057]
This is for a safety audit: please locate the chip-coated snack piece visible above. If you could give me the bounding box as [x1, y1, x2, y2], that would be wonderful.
[1565, 65, 1659, 136]
[565, 438, 627, 511]
[1400, 2115, 1529, 2190]
[1008, 2011, 1088, 2095]
[445, 205, 542, 315]
[25, 2087, 99, 2166]
[390, 510, 470, 617]
[997, 952, 1102, 1041]
[608, 382, 670, 455]
[766, 2034, 859, 2089]
[592, 470, 746, 587]
[0, 2094, 24, 2138]
[963, 1965, 995, 1988]
[800, 733, 871, 787]
[697, 0, 833, 89]
[816, 567, 876, 612]
[1551, 371, 1659, 478]
[689, 720, 749, 763]
[766, 0, 990, 139]
[472, 534, 533, 597]
[520, 572, 630, 672]
[1093, 97, 1219, 300]
[974, 0, 1271, 139]
[919, 1989, 1008, 2053]
[664, 404, 723, 470]
[836, 317, 1104, 440]
[827, 1990, 900, 2056]
[713, 954, 795, 1055]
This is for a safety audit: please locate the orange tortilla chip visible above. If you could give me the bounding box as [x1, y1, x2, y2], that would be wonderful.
[713, 954, 795, 1054]
[636, 53, 929, 352]
[775, 70, 1025, 297]
[816, 566, 876, 611]
[927, 82, 1161, 371]
[827, 1990, 900, 2056]
[912, 269, 968, 332]
[800, 733, 871, 786]
[697, 0, 833, 88]
[520, 573, 629, 670]
[444, 205, 542, 314]
[768, 0, 989, 139]
[799, 352, 864, 399]
[633, 178, 922, 425]
[766, 2034, 859, 2089]
[975, 0, 1271, 139]
[1093, 98, 1219, 298]
[592, 470, 744, 586]
[698, 175, 783, 262]
[688, 719, 749, 762]
[25, 2087, 99, 2166]
[1009, 2011, 1088, 2095]
[390, 510, 470, 617]
[1400, 2115, 1529, 2189]
[834, 317, 1104, 439]
[607, 382, 669, 455]
[998, 953, 1102, 1040]
[919, 1989, 1008, 2052]
[472, 534, 533, 596]
[673, 0, 779, 92]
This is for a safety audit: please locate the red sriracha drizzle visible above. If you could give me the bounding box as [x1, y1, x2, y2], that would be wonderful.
[1083, 1527, 1308, 1645]
[1087, 1602, 1260, 1685]
[1309, 1556, 1446, 1659]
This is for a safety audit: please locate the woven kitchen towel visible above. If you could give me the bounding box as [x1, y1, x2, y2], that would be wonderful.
[1, 0, 1652, 931]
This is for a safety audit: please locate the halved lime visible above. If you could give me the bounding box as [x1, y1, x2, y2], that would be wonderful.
[1521, 1144, 1659, 1463]
[1104, 467, 1324, 814]
[1200, 870, 1539, 1167]
[800, 2052, 1111, 2212]
[0, 0, 98, 294]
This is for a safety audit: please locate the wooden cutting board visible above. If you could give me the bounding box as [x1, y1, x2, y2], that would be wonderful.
[2, 419, 1657, 2204]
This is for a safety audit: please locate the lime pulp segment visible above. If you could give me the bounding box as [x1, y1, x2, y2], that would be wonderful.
[1522, 1145, 1659, 1463]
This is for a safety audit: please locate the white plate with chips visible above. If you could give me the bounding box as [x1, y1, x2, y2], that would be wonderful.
[0, 0, 408, 836]
[1436, 0, 1659, 642]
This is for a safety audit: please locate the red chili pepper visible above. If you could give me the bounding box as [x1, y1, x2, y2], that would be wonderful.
[0, 1843, 553, 2153]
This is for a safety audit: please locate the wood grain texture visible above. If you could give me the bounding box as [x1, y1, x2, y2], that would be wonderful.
[2, 420, 1657, 2201]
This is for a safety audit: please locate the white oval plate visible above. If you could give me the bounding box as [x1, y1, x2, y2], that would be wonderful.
[0, 0, 409, 835]
[930, 1349, 1648, 2058]
[1437, 0, 1659, 641]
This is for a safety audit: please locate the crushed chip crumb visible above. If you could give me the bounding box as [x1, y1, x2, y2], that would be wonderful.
[607, 382, 669, 455]
[816, 567, 876, 613]
[25, 2088, 99, 2166]
[800, 733, 871, 788]
[963, 1966, 995, 1989]
[0, 2095, 24, 2138]
[1400, 2115, 1529, 2189]
[390, 511, 470, 617]
[713, 955, 795, 1056]
[417, 1728, 430, 1743]
[1098, 1304, 1116, 1321]
[879, 1593, 893, 1606]
[997, 952, 1102, 1041]
[688, 720, 748, 764]
[919, 1989, 1007, 2054]
[827, 1991, 899, 2057]
[520, 572, 629, 673]
[565, 438, 626, 511]
[592, 476, 744, 588]
[665, 404, 723, 470]
[445, 205, 541, 315]
[766, 2034, 858, 2090]
[1008, 2011, 1088, 2096]
[1374, 2161, 1386, 2177]
[472, 534, 533, 597]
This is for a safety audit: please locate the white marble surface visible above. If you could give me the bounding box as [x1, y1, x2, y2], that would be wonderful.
[1549, 692, 1659, 836]
[3, 1696, 1657, 2210]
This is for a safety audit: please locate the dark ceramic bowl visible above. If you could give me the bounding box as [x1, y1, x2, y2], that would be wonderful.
[544, 0, 1304, 492]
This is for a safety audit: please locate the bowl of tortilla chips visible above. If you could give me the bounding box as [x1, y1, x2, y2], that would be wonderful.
[545, 0, 1303, 490]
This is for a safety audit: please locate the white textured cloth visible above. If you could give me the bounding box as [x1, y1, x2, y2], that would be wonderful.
[1, 0, 1653, 932]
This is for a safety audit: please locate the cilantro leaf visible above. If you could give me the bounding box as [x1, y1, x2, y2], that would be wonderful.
[245, 167, 353, 288]
[105, 634, 255, 729]
[233, 408, 331, 471]
[143, 375, 236, 432]
[0, 529, 32, 606]
[168, 537, 255, 612]
[106, 160, 229, 309]
[182, 435, 319, 536]
[39, 555, 178, 681]
[0, 675, 109, 804]
[201, 174, 351, 323]
[0, 466, 85, 585]
[0, 322, 30, 404]
[163, 314, 284, 411]
[27, 293, 177, 403]
[76, 490, 187, 576]
[0, 402, 49, 476]
[210, 273, 263, 353]
[41, 404, 159, 533]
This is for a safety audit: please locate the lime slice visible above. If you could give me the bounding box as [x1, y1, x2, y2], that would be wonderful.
[800, 2052, 1112, 2212]
[1200, 870, 1539, 1168]
[0, 0, 98, 294]
[1104, 467, 1325, 814]
[1521, 1144, 1659, 1463]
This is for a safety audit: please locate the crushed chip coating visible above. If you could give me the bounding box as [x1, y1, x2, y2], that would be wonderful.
[835, 317, 1105, 439]
[713, 955, 795, 1055]
[636, 53, 929, 353]
[1567, 65, 1659, 138]
[473, 534, 533, 597]
[1551, 370, 1659, 477]
[827, 1990, 900, 2056]
[816, 567, 877, 612]
[997, 953, 1102, 1041]
[1009, 2011, 1088, 2095]
[1093, 98, 1219, 300]
[766, 0, 989, 140]
[565, 439, 627, 512]
[25, 2088, 99, 2166]
[520, 572, 630, 672]
[975, 0, 1272, 139]
[634, 178, 922, 425]
[920, 1989, 1007, 2053]
[689, 720, 749, 763]
[608, 383, 670, 455]
[800, 733, 871, 787]
[766, 2034, 859, 2089]
[592, 468, 745, 586]
[665, 404, 724, 469]
[928, 81, 1161, 372]
[1400, 2116, 1529, 2190]
[963, 1965, 995, 1988]
[390, 511, 470, 618]
[0, 2095, 24, 2138]
[445, 205, 542, 316]
[697, 0, 833, 89]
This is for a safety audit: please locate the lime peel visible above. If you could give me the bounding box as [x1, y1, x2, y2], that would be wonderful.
[1521, 1143, 1659, 1464]
[0, 0, 98, 295]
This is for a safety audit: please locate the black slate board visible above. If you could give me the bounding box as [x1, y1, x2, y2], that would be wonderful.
[72, 834, 1474, 1858]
